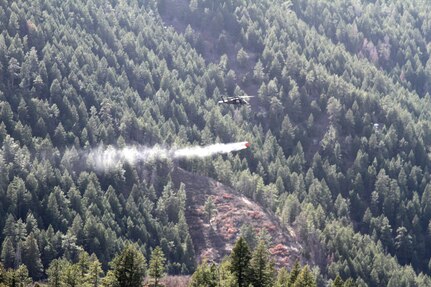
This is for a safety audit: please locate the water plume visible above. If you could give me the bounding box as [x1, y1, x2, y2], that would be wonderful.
[86, 141, 250, 171]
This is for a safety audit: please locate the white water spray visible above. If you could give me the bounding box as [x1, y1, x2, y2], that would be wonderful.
[86, 142, 250, 171]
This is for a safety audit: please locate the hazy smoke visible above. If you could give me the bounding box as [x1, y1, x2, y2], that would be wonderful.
[86, 142, 249, 171]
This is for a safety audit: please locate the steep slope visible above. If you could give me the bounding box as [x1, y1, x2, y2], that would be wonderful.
[172, 167, 303, 268]
[1, 0, 431, 285]
[158, 0, 431, 285]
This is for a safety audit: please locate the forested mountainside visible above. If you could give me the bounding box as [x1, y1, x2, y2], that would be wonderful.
[1, 0, 431, 285]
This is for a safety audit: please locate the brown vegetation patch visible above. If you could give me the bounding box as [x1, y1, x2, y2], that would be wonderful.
[171, 167, 303, 269]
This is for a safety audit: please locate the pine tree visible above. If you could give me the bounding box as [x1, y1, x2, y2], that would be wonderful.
[422, 184, 431, 222]
[6, 176, 31, 219]
[218, 259, 237, 287]
[22, 233, 43, 280]
[2, 214, 15, 238]
[332, 275, 344, 287]
[249, 240, 275, 287]
[77, 251, 91, 279]
[188, 260, 218, 287]
[289, 261, 301, 286]
[0, 237, 14, 269]
[25, 213, 39, 235]
[237, 48, 249, 68]
[204, 196, 216, 225]
[148, 246, 166, 287]
[182, 234, 196, 273]
[293, 266, 316, 287]
[62, 231, 80, 262]
[240, 224, 257, 250]
[229, 237, 251, 287]
[14, 264, 32, 286]
[0, 262, 6, 286]
[253, 60, 266, 83]
[275, 267, 289, 287]
[395, 226, 413, 265]
[343, 278, 357, 287]
[42, 225, 58, 268]
[62, 262, 82, 287]
[110, 244, 146, 287]
[86, 257, 103, 287]
[47, 259, 63, 287]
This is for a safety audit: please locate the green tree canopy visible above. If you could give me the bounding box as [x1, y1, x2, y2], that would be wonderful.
[110, 244, 147, 287]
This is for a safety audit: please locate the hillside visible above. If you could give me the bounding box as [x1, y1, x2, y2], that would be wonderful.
[1, 0, 431, 286]
[172, 167, 302, 268]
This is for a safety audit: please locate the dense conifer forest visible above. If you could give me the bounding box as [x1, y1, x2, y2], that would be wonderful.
[1, 0, 431, 286]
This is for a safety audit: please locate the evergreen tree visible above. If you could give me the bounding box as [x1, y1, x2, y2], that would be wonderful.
[218, 259, 237, 287]
[22, 232, 43, 280]
[110, 244, 146, 287]
[0, 237, 14, 269]
[148, 246, 166, 287]
[204, 196, 216, 225]
[422, 183, 431, 222]
[188, 260, 218, 287]
[343, 278, 357, 287]
[101, 270, 116, 287]
[289, 261, 301, 286]
[0, 262, 6, 286]
[229, 237, 251, 287]
[14, 264, 32, 287]
[275, 267, 289, 287]
[42, 225, 58, 268]
[2, 215, 15, 239]
[293, 266, 316, 287]
[86, 258, 103, 287]
[77, 251, 91, 279]
[249, 240, 275, 287]
[332, 275, 344, 287]
[47, 259, 63, 287]
[62, 262, 82, 287]
[395, 226, 413, 265]
[183, 235, 196, 273]
[240, 224, 257, 250]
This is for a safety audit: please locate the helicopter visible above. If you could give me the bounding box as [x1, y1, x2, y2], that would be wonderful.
[217, 96, 254, 106]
